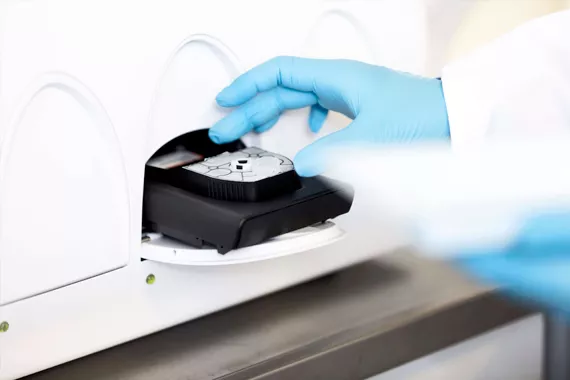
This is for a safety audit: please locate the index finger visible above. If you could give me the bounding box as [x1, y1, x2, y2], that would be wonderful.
[216, 56, 324, 107]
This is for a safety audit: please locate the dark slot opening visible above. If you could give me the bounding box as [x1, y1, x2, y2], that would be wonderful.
[141, 128, 246, 255]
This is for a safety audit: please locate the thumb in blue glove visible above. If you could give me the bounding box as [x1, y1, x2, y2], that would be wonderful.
[209, 56, 450, 177]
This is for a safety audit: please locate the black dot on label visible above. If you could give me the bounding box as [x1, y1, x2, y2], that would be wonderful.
[236, 165, 243, 170]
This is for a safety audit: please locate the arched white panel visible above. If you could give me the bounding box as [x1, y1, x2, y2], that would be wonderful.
[146, 34, 259, 159]
[259, 9, 375, 159]
[303, 9, 376, 63]
[304, 9, 376, 145]
[0, 73, 130, 304]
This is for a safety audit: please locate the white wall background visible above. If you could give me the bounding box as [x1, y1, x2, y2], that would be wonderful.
[424, 0, 570, 75]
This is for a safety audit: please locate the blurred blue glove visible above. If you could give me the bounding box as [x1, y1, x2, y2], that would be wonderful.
[454, 213, 570, 315]
[209, 56, 450, 176]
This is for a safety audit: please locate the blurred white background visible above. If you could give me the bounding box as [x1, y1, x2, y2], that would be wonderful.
[425, 0, 570, 75]
[370, 2, 570, 379]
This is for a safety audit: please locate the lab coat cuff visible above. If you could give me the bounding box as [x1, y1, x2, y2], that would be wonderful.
[440, 58, 494, 150]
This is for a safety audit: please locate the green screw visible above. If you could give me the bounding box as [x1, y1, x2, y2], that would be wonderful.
[146, 274, 156, 285]
[0, 321, 9, 333]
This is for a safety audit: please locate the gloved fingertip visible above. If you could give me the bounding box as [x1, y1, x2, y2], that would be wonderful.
[208, 128, 227, 144]
[215, 91, 234, 107]
[308, 105, 328, 133]
[294, 163, 322, 178]
[217, 83, 251, 107]
[293, 148, 326, 177]
[309, 118, 325, 134]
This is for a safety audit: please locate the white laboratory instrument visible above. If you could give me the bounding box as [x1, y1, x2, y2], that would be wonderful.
[0, 0, 428, 378]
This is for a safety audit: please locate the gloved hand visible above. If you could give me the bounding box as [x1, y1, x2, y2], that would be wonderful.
[453, 213, 570, 315]
[209, 56, 450, 177]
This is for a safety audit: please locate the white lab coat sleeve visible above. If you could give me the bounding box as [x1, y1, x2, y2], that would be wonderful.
[441, 10, 570, 149]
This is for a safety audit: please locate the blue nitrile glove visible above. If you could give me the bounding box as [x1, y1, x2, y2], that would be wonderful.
[453, 213, 570, 316]
[209, 57, 450, 177]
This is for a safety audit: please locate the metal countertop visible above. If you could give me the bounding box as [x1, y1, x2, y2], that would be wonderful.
[25, 251, 532, 380]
